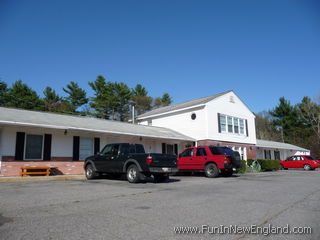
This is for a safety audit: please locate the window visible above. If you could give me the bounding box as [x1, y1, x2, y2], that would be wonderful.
[274, 151, 280, 160]
[196, 148, 207, 156]
[181, 148, 193, 157]
[209, 146, 225, 155]
[239, 119, 244, 134]
[166, 144, 174, 155]
[219, 115, 226, 132]
[227, 116, 233, 133]
[306, 156, 315, 160]
[25, 134, 43, 159]
[234, 118, 239, 133]
[264, 150, 271, 159]
[79, 138, 93, 160]
[191, 113, 196, 120]
[101, 144, 113, 155]
[218, 114, 246, 135]
[111, 144, 119, 155]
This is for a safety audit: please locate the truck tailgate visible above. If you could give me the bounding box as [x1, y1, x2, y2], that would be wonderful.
[149, 153, 177, 168]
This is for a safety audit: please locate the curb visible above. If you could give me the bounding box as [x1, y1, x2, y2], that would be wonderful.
[0, 175, 86, 183]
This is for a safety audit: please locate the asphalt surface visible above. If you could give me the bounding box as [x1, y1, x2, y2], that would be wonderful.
[0, 170, 320, 240]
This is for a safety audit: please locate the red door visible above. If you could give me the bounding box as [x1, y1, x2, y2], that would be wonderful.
[295, 157, 305, 168]
[283, 156, 295, 168]
[178, 148, 195, 170]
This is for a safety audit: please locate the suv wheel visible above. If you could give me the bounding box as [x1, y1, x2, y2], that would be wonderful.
[85, 164, 98, 180]
[205, 163, 219, 178]
[126, 165, 141, 183]
[304, 164, 311, 171]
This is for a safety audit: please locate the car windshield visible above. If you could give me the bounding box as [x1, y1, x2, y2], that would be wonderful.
[305, 156, 316, 160]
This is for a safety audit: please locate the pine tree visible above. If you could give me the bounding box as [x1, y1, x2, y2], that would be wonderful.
[5, 80, 44, 110]
[0, 81, 8, 106]
[63, 81, 88, 112]
[131, 84, 152, 115]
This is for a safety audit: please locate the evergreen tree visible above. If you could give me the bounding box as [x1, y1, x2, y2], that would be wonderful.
[161, 93, 172, 106]
[113, 82, 132, 121]
[43, 86, 72, 112]
[5, 80, 44, 110]
[131, 84, 152, 115]
[152, 93, 173, 109]
[89, 75, 115, 119]
[89, 75, 132, 120]
[63, 81, 88, 112]
[269, 97, 300, 142]
[0, 81, 8, 106]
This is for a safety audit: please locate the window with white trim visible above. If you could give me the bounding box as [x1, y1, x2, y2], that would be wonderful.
[239, 119, 244, 134]
[25, 134, 43, 160]
[219, 115, 226, 132]
[219, 114, 246, 135]
[227, 116, 233, 133]
[234, 118, 239, 133]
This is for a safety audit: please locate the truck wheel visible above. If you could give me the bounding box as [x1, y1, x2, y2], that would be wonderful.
[126, 165, 141, 183]
[85, 164, 98, 180]
[154, 174, 169, 183]
[205, 163, 219, 178]
[221, 170, 233, 177]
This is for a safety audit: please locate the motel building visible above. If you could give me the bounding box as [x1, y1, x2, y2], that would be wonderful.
[0, 90, 309, 176]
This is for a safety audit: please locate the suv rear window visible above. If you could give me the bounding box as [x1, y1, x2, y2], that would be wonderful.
[209, 146, 225, 155]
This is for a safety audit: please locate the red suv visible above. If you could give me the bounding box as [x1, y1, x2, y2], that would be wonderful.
[280, 155, 320, 171]
[177, 146, 241, 178]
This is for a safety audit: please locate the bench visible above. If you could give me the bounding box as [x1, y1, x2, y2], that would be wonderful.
[20, 167, 50, 177]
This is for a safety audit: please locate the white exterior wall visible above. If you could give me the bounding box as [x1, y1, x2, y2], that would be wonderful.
[256, 148, 310, 160]
[140, 106, 207, 140]
[0, 126, 189, 159]
[206, 92, 256, 144]
[1, 127, 17, 156]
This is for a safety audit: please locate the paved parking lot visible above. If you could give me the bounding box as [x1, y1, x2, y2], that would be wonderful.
[1, 170, 320, 240]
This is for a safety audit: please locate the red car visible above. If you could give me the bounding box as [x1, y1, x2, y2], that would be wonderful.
[280, 155, 320, 171]
[177, 146, 240, 178]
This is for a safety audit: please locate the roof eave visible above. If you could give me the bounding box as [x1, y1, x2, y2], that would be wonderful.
[0, 120, 195, 142]
[137, 103, 206, 120]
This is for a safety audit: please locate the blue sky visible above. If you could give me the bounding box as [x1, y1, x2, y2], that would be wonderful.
[0, 0, 319, 113]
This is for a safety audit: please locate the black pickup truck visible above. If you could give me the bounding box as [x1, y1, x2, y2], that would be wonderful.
[84, 143, 178, 183]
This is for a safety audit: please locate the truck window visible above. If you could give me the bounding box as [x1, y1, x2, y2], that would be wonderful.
[135, 144, 145, 154]
[209, 146, 225, 155]
[101, 145, 113, 155]
[111, 144, 119, 155]
[181, 148, 193, 157]
[196, 148, 207, 156]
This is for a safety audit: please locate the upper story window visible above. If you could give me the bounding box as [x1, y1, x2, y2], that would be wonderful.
[218, 113, 247, 136]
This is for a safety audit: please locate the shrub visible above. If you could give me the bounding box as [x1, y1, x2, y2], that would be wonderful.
[236, 160, 247, 173]
[256, 159, 280, 171]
